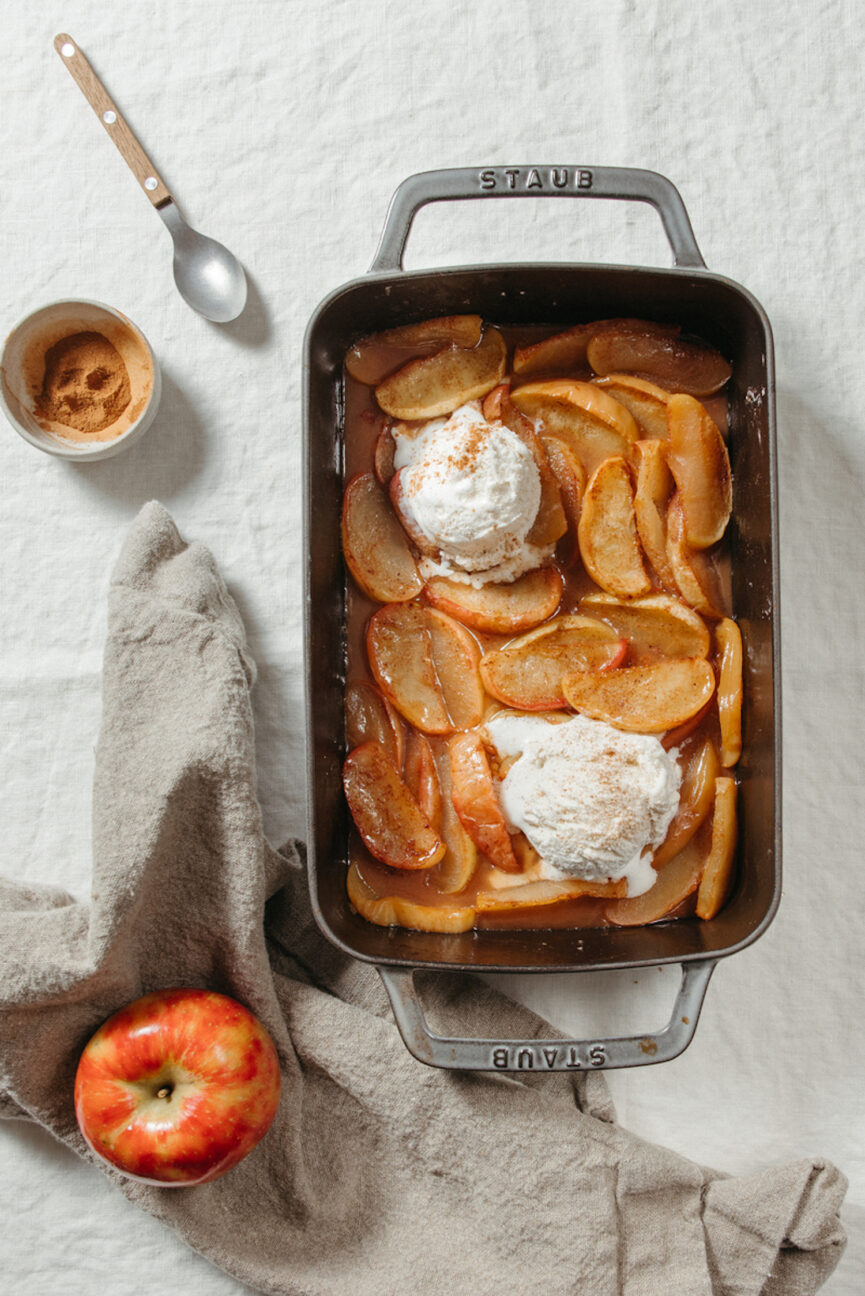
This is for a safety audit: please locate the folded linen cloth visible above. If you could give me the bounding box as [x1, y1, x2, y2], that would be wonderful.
[0, 502, 847, 1296]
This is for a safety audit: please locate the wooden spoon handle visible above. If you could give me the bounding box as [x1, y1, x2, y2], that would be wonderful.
[54, 33, 172, 208]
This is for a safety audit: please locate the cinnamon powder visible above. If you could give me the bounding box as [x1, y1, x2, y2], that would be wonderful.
[36, 331, 132, 434]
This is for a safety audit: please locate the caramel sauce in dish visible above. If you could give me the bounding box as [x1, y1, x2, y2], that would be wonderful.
[341, 316, 740, 934]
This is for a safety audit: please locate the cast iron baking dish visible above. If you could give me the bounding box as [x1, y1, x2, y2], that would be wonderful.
[303, 165, 780, 1071]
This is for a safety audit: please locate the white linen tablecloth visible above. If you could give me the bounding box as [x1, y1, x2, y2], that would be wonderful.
[0, 0, 862, 1290]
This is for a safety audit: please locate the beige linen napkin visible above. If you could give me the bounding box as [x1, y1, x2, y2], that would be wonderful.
[0, 502, 847, 1296]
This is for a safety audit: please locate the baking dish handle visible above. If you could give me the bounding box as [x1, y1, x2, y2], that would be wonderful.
[370, 165, 706, 273]
[378, 959, 716, 1071]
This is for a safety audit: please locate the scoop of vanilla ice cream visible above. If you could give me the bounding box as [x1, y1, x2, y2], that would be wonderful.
[392, 402, 546, 584]
[484, 713, 681, 897]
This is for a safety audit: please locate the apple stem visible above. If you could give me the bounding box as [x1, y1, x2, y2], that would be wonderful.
[156, 1085, 173, 1100]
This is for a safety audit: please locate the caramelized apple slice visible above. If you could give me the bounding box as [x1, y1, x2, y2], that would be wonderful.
[665, 394, 732, 548]
[367, 603, 451, 733]
[343, 742, 445, 869]
[562, 658, 716, 733]
[587, 327, 732, 397]
[654, 738, 720, 866]
[513, 320, 680, 377]
[577, 457, 652, 599]
[661, 695, 715, 750]
[342, 474, 423, 603]
[715, 618, 743, 767]
[695, 777, 738, 919]
[633, 439, 677, 591]
[434, 740, 479, 893]
[541, 435, 585, 566]
[346, 316, 483, 385]
[403, 731, 443, 832]
[426, 608, 485, 730]
[578, 592, 709, 664]
[347, 859, 475, 932]
[481, 381, 509, 422]
[374, 426, 396, 485]
[449, 731, 520, 872]
[605, 837, 705, 926]
[345, 681, 405, 769]
[480, 615, 624, 709]
[666, 494, 724, 617]
[476, 877, 626, 911]
[594, 374, 672, 439]
[424, 567, 563, 635]
[512, 380, 638, 477]
[375, 327, 507, 419]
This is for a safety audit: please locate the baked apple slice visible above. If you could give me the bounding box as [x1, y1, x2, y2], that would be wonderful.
[593, 374, 672, 439]
[343, 742, 445, 869]
[345, 680, 405, 770]
[403, 731, 443, 832]
[425, 608, 485, 730]
[666, 494, 724, 617]
[605, 836, 706, 926]
[578, 592, 709, 664]
[512, 319, 680, 377]
[541, 435, 585, 566]
[366, 603, 451, 732]
[633, 439, 677, 591]
[715, 617, 743, 767]
[449, 731, 520, 872]
[577, 457, 652, 599]
[511, 380, 638, 477]
[347, 859, 474, 932]
[346, 315, 483, 385]
[434, 740, 479, 894]
[665, 394, 732, 548]
[661, 696, 715, 751]
[424, 567, 563, 635]
[375, 327, 507, 419]
[475, 877, 626, 911]
[562, 657, 716, 733]
[695, 777, 738, 918]
[482, 381, 509, 422]
[653, 738, 720, 866]
[342, 473, 422, 603]
[480, 615, 625, 710]
[373, 426, 396, 485]
[587, 326, 732, 397]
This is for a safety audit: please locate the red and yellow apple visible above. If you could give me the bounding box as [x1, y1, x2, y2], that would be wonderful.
[74, 988, 281, 1186]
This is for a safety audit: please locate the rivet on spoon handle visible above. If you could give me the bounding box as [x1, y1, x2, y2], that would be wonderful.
[54, 34, 171, 207]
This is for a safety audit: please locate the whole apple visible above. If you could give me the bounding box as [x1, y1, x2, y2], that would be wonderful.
[74, 987, 281, 1186]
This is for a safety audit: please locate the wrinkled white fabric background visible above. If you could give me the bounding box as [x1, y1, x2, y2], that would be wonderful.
[0, 0, 862, 1291]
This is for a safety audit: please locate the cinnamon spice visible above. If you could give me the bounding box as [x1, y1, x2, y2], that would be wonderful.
[36, 330, 131, 434]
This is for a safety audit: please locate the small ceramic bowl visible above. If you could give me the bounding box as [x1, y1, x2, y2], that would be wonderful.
[0, 300, 161, 460]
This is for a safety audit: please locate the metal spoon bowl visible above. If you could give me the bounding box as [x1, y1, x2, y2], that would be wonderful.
[55, 33, 247, 324]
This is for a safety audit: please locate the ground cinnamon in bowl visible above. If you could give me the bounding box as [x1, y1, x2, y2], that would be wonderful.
[36, 330, 132, 434]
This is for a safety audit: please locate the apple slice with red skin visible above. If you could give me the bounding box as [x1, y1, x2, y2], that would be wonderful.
[449, 730, 520, 872]
[578, 456, 652, 599]
[715, 617, 743, 767]
[343, 741, 446, 869]
[605, 836, 706, 926]
[665, 394, 732, 549]
[347, 859, 475, 932]
[696, 777, 738, 919]
[424, 567, 563, 635]
[345, 680, 405, 770]
[482, 381, 510, 422]
[342, 473, 422, 604]
[654, 738, 720, 867]
[375, 327, 507, 419]
[594, 374, 672, 439]
[511, 380, 639, 477]
[367, 603, 450, 733]
[562, 657, 716, 733]
[587, 327, 732, 397]
[74, 989, 281, 1186]
[403, 730, 443, 832]
[661, 695, 715, 750]
[425, 608, 486, 730]
[578, 592, 709, 664]
[346, 315, 483, 385]
[480, 614, 626, 710]
[633, 439, 677, 591]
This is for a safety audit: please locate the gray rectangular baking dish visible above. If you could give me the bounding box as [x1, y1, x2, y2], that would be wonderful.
[303, 165, 780, 1071]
